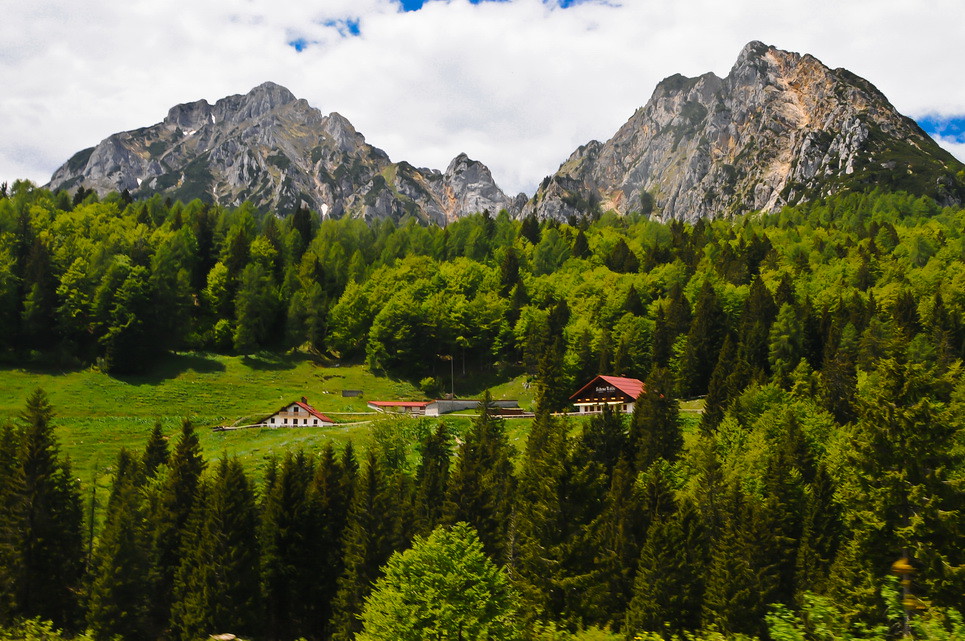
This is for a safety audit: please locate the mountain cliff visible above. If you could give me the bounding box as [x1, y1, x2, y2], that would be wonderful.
[47, 82, 521, 223]
[526, 41, 965, 222]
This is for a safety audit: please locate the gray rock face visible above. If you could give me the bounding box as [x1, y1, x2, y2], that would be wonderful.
[526, 41, 965, 222]
[47, 82, 519, 223]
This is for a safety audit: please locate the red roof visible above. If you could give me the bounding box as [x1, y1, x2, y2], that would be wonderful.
[569, 375, 645, 401]
[259, 399, 336, 425]
[295, 401, 336, 424]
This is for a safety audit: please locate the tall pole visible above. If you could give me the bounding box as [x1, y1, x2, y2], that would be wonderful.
[892, 555, 914, 638]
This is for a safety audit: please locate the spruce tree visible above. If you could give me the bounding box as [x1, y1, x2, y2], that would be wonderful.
[700, 485, 775, 638]
[828, 359, 965, 613]
[555, 406, 625, 626]
[330, 451, 398, 641]
[573, 229, 591, 259]
[412, 423, 452, 537]
[11, 389, 84, 627]
[510, 409, 568, 624]
[677, 279, 726, 397]
[700, 334, 737, 432]
[625, 500, 706, 637]
[171, 457, 260, 641]
[651, 284, 691, 368]
[142, 420, 169, 477]
[586, 457, 646, 629]
[795, 462, 841, 600]
[87, 449, 151, 641]
[627, 367, 682, 472]
[735, 276, 777, 380]
[442, 392, 516, 562]
[759, 440, 806, 607]
[260, 450, 316, 641]
[147, 418, 205, 632]
[0, 423, 21, 623]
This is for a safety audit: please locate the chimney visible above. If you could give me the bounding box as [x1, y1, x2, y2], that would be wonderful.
[301, 396, 308, 404]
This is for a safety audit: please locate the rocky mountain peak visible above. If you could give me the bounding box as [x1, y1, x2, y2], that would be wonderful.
[526, 41, 964, 222]
[322, 112, 366, 154]
[47, 83, 519, 224]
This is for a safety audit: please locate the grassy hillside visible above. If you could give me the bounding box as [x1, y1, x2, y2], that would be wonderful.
[0, 351, 536, 493]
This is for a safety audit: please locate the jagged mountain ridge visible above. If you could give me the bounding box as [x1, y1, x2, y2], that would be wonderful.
[526, 41, 965, 222]
[47, 82, 523, 224]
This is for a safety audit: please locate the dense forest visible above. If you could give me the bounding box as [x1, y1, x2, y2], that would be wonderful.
[0, 180, 964, 640]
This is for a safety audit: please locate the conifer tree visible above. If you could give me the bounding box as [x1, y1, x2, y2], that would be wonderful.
[651, 284, 691, 368]
[625, 500, 706, 637]
[171, 457, 260, 641]
[100, 265, 160, 374]
[689, 436, 727, 541]
[510, 409, 568, 624]
[0, 423, 21, 623]
[735, 276, 777, 379]
[759, 438, 806, 607]
[700, 485, 776, 638]
[330, 451, 399, 641]
[308, 443, 353, 639]
[147, 418, 205, 632]
[769, 302, 805, 387]
[587, 457, 646, 629]
[11, 389, 84, 627]
[412, 423, 452, 537]
[340, 441, 359, 506]
[554, 406, 625, 626]
[572, 229, 590, 259]
[260, 450, 316, 641]
[442, 392, 516, 562]
[700, 334, 737, 432]
[624, 284, 645, 316]
[677, 280, 726, 397]
[795, 462, 841, 599]
[627, 367, 682, 471]
[829, 359, 965, 613]
[142, 421, 168, 477]
[574, 403, 625, 477]
[87, 449, 151, 641]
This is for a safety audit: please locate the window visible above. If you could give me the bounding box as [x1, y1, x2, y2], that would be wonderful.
[270, 417, 275, 424]
[303, 418, 307, 425]
[293, 405, 299, 413]
[283, 418, 288, 424]
[313, 419, 318, 425]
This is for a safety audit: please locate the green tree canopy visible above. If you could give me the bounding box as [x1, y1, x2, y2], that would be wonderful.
[357, 522, 519, 641]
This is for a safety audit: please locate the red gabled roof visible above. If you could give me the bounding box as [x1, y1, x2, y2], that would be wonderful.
[569, 375, 645, 401]
[294, 400, 336, 424]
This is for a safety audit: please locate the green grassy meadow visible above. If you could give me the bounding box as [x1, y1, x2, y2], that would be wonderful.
[0, 351, 537, 492]
[0, 351, 700, 512]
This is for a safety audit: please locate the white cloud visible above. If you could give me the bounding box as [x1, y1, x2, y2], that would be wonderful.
[2, 0, 964, 195]
[933, 136, 965, 164]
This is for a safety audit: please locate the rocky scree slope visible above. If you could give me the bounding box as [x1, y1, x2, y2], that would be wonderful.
[47, 82, 522, 223]
[526, 41, 965, 222]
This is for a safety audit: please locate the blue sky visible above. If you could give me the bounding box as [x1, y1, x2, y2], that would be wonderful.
[2, 0, 963, 194]
[918, 116, 965, 144]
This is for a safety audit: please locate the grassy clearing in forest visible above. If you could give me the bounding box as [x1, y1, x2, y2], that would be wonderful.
[0, 352, 699, 504]
[0, 351, 534, 487]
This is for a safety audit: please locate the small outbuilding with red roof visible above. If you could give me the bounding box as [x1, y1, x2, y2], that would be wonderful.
[258, 397, 336, 427]
[569, 375, 645, 414]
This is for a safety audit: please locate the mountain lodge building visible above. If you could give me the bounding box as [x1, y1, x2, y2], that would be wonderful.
[570, 375, 645, 414]
[258, 397, 336, 427]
